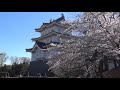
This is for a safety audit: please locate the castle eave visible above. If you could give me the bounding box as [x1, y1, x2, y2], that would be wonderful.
[35, 22, 68, 32]
[31, 38, 38, 41]
[35, 28, 40, 32]
[26, 48, 33, 52]
[32, 30, 74, 42]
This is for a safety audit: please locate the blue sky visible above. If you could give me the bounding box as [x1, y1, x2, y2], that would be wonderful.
[0, 12, 79, 64]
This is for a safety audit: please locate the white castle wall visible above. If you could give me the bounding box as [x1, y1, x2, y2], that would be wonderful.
[31, 24, 71, 61]
[31, 47, 58, 61]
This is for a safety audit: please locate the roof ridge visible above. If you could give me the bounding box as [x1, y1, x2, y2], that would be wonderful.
[42, 13, 65, 27]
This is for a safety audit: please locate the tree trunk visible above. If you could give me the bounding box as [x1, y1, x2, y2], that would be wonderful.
[104, 56, 109, 71]
[117, 54, 120, 67]
[97, 59, 104, 78]
[113, 59, 117, 68]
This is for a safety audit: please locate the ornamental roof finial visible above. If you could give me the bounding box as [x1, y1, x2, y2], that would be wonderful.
[61, 13, 64, 18]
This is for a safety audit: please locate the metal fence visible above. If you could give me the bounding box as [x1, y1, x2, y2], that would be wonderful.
[0, 72, 58, 78]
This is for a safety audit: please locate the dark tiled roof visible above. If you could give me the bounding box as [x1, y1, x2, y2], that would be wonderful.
[45, 42, 60, 45]
[26, 48, 33, 50]
[53, 14, 65, 23]
[26, 41, 60, 52]
[32, 30, 72, 41]
[51, 42, 60, 44]
[26, 42, 46, 52]
[35, 14, 65, 31]
[36, 41, 47, 49]
[43, 23, 50, 25]
[36, 41, 60, 48]
[26, 48, 33, 52]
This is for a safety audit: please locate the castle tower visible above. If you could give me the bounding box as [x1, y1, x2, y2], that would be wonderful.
[26, 14, 73, 61]
[26, 14, 73, 76]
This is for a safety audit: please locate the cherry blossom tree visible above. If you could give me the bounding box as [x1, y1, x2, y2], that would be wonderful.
[47, 12, 120, 78]
[0, 52, 8, 67]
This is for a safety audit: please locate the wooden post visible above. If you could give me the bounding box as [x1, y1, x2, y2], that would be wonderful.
[39, 73, 41, 78]
[104, 56, 109, 71]
[27, 72, 29, 77]
[45, 73, 47, 78]
[113, 59, 117, 68]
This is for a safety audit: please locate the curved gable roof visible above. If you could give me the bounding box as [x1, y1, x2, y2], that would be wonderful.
[36, 41, 47, 49]
[35, 14, 66, 32]
[26, 41, 47, 52]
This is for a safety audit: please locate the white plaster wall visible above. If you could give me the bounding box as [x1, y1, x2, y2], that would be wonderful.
[41, 36, 52, 44]
[40, 35, 70, 44]
[31, 48, 49, 61]
[53, 25, 72, 35]
[40, 25, 71, 44]
[51, 36, 60, 42]
[40, 28, 52, 36]
[40, 35, 60, 44]
[31, 47, 59, 61]
[31, 25, 72, 62]
[41, 25, 71, 37]
[40, 26, 59, 36]
[53, 26, 64, 33]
